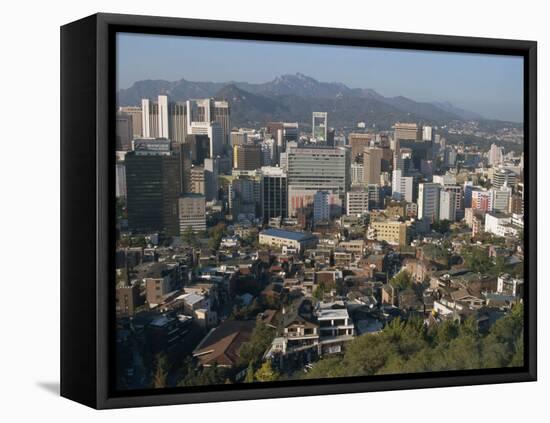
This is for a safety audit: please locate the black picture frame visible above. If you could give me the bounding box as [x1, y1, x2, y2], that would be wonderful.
[60, 12, 537, 409]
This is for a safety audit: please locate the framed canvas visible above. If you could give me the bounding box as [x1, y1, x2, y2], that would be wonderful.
[60, 13, 537, 409]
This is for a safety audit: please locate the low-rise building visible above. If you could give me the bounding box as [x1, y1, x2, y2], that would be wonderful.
[259, 228, 318, 253]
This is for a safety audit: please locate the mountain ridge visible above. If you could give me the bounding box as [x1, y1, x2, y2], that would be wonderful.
[117, 73, 486, 129]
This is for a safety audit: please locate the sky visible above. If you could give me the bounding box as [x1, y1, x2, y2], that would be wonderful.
[117, 33, 524, 122]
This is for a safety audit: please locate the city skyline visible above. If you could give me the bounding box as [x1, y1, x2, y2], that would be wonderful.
[117, 33, 524, 122]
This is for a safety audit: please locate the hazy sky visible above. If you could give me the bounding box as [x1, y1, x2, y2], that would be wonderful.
[117, 33, 524, 122]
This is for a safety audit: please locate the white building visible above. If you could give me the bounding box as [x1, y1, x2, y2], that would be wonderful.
[392, 169, 414, 202]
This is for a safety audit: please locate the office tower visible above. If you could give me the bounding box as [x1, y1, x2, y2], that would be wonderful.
[463, 182, 474, 208]
[471, 190, 494, 212]
[363, 147, 383, 185]
[230, 131, 248, 147]
[392, 169, 414, 202]
[190, 166, 205, 195]
[178, 193, 206, 233]
[261, 166, 288, 223]
[177, 143, 192, 193]
[444, 147, 457, 166]
[213, 100, 230, 146]
[488, 143, 504, 166]
[351, 163, 364, 185]
[312, 112, 328, 141]
[116, 111, 133, 151]
[229, 177, 258, 216]
[261, 138, 278, 166]
[119, 106, 143, 139]
[346, 185, 380, 216]
[394, 123, 421, 143]
[444, 185, 464, 219]
[422, 125, 433, 142]
[187, 120, 223, 158]
[394, 148, 414, 173]
[287, 146, 349, 217]
[492, 187, 512, 213]
[204, 158, 219, 202]
[168, 102, 187, 143]
[125, 139, 181, 236]
[439, 190, 457, 221]
[141, 98, 159, 138]
[185, 134, 210, 165]
[326, 128, 335, 147]
[348, 133, 373, 162]
[186, 98, 230, 147]
[418, 183, 441, 222]
[313, 191, 331, 223]
[233, 144, 261, 170]
[493, 167, 517, 189]
[283, 122, 299, 145]
[115, 163, 126, 198]
[158, 95, 169, 139]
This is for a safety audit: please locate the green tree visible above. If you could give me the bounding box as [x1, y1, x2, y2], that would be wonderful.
[254, 361, 279, 382]
[239, 323, 276, 367]
[390, 270, 414, 290]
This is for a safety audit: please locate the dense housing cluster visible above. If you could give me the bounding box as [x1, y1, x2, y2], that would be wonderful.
[115, 92, 524, 389]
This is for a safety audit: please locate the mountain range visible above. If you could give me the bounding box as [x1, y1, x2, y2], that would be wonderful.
[117, 72, 485, 129]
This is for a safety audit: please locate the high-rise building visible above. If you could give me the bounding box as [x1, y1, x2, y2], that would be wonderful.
[439, 190, 457, 221]
[422, 126, 433, 142]
[178, 193, 206, 233]
[233, 144, 261, 170]
[363, 147, 383, 185]
[187, 121, 223, 158]
[313, 191, 331, 223]
[116, 163, 126, 198]
[348, 133, 373, 162]
[230, 131, 248, 147]
[119, 106, 143, 139]
[418, 183, 441, 222]
[261, 166, 287, 223]
[493, 167, 517, 189]
[394, 123, 421, 143]
[346, 185, 380, 216]
[190, 166, 205, 195]
[204, 158, 219, 202]
[125, 139, 181, 236]
[287, 146, 350, 216]
[492, 187, 512, 213]
[141, 98, 159, 138]
[312, 112, 328, 142]
[351, 163, 364, 185]
[213, 100, 230, 146]
[185, 134, 210, 165]
[158, 95, 169, 139]
[116, 111, 134, 151]
[326, 128, 335, 147]
[186, 98, 230, 147]
[488, 143, 504, 166]
[392, 169, 414, 203]
[472, 190, 494, 213]
[168, 102, 187, 143]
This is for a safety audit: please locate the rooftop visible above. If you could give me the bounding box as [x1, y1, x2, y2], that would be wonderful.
[261, 228, 316, 242]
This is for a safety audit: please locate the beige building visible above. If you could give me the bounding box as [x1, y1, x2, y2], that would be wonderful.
[369, 219, 409, 246]
[178, 193, 206, 233]
[348, 133, 373, 162]
[363, 147, 383, 185]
